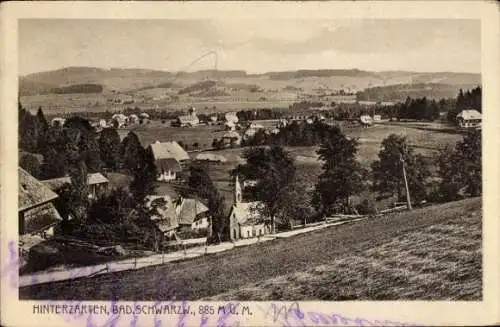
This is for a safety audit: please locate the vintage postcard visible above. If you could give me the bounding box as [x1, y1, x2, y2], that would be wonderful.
[1, 1, 499, 326]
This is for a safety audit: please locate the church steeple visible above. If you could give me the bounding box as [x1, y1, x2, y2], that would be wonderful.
[234, 175, 242, 204]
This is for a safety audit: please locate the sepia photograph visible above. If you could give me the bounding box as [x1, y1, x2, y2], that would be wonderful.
[2, 2, 499, 326]
[16, 17, 484, 302]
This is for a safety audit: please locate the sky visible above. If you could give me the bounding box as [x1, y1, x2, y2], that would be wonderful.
[18, 19, 481, 76]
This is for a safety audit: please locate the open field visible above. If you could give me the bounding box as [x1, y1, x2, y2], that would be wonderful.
[206, 202, 482, 301]
[19, 67, 480, 114]
[118, 123, 226, 148]
[19, 197, 482, 300]
[120, 121, 463, 212]
[122, 120, 462, 159]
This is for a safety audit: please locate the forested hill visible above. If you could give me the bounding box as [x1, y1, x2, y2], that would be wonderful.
[19, 66, 480, 96]
[356, 83, 481, 102]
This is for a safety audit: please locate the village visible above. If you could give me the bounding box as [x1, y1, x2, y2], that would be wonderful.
[18, 81, 482, 284]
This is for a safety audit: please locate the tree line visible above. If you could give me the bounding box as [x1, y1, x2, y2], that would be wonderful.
[19, 103, 162, 247]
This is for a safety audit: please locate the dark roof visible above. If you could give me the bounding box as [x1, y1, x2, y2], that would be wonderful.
[18, 168, 59, 212]
[177, 198, 209, 225]
[155, 158, 182, 173]
[42, 173, 109, 191]
[22, 202, 62, 234]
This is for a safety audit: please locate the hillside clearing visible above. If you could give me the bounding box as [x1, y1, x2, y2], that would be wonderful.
[20, 198, 482, 300]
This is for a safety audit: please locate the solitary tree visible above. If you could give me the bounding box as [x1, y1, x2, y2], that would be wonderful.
[19, 152, 42, 179]
[36, 106, 49, 132]
[186, 164, 226, 243]
[67, 156, 90, 224]
[120, 131, 143, 172]
[18, 104, 39, 152]
[313, 126, 365, 215]
[371, 134, 430, 203]
[234, 146, 297, 233]
[99, 127, 122, 170]
[437, 130, 481, 199]
[129, 147, 157, 226]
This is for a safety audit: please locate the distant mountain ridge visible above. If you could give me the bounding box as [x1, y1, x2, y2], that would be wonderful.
[19, 66, 481, 97]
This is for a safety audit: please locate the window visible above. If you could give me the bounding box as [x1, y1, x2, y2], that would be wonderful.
[247, 231, 250, 238]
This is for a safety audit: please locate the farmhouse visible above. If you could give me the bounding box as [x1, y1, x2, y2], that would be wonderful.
[128, 114, 139, 124]
[224, 112, 239, 124]
[42, 173, 109, 201]
[175, 107, 199, 127]
[111, 114, 128, 128]
[146, 195, 179, 239]
[456, 109, 481, 128]
[359, 115, 373, 126]
[148, 140, 190, 179]
[18, 168, 63, 252]
[51, 117, 66, 127]
[373, 115, 382, 122]
[228, 176, 270, 240]
[176, 196, 210, 231]
[146, 195, 210, 244]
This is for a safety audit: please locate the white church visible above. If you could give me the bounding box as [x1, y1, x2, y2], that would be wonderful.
[227, 176, 272, 240]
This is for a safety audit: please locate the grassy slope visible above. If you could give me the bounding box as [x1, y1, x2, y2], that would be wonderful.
[20, 197, 482, 300]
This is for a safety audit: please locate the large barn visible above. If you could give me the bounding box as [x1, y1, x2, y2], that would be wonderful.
[148, 140, 190, 181]
[18, 168, 63, 253]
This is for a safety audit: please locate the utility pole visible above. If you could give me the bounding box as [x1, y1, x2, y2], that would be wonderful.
[400, 148, 412, 211]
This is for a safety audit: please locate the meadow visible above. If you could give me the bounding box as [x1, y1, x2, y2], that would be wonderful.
[118, 121, 463, 213]
[19, 197, 481, 300]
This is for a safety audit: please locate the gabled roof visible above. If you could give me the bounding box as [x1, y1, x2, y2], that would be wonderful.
[177, 198, 209, 225]
[41, 173, 109, 191]
[149, 141, 190, 162]
[22, 202, 63, 234]
[19, 168, 59, 212]
[230, 201, 264, 226]
[146, 195, 209, 229]
[225, 112, 239, 122]
[457, 109, 481, 120]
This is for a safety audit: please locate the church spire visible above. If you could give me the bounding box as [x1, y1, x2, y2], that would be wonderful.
[234, 175, 242, 204]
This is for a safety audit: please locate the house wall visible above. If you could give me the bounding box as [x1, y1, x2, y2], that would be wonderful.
[240, 226, 252, 239]
[88, 183, 108, 200]
[228, 210, 240, 241]
[158, 170, 176, 181]
[191, 217, 209, 230]
[459, 119, 481, 128]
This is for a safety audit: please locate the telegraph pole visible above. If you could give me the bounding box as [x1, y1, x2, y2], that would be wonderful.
[400, 148, 412, 211]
